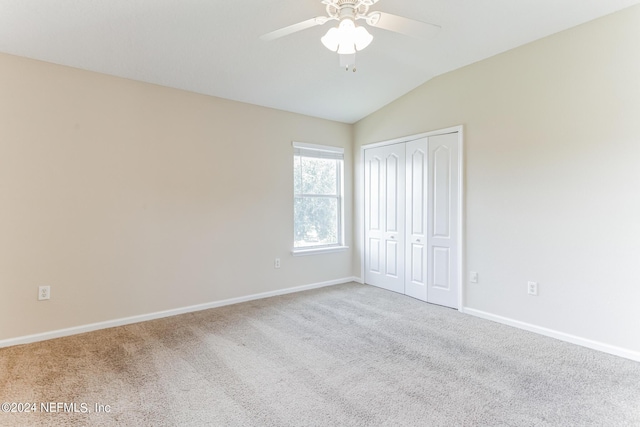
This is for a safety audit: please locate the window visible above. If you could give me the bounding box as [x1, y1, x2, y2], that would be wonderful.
[293, 142, 345, 253]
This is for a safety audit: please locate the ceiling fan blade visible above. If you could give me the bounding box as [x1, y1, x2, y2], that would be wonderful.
[260, 17, 328, 42]
[367, 12, 441, 40]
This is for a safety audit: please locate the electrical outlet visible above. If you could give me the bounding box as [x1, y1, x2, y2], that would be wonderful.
[274, 258, 281, 269]
[527, 281, 538, 296]
[470, 271, 478, 283]
[38, 286, 51, 301]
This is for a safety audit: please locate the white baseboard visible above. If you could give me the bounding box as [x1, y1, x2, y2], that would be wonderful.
[0, 277, 359, 349]
[461, 307, 640, 363]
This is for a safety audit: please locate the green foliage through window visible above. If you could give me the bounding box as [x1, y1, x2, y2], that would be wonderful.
[293, 145, 343, 249]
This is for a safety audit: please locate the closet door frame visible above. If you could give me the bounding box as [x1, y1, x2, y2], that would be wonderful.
[360, 125, 465, 310]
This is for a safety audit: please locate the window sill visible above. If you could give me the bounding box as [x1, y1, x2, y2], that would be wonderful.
[291, 246, 349, 257]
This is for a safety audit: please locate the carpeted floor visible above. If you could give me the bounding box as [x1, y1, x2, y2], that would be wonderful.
[1, 282, 639, 426]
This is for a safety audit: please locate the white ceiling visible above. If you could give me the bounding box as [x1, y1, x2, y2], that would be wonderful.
[1, 0, 639, 123]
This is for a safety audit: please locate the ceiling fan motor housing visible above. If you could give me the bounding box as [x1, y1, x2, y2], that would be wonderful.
[323, 0, 379, 21]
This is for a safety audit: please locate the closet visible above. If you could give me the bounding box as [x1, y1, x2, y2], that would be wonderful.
[364, 131, 460, 308]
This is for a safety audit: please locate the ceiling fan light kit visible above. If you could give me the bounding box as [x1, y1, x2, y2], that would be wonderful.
[260, 0, 440, 71]
[321, 19, 373, 55]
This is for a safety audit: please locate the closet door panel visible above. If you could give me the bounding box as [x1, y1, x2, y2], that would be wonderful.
[364, 144, 405, 293]
[427, 133, 459, 308]
[404, 138, 428, 301]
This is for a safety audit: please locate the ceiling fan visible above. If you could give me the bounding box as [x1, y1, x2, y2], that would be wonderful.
[260, 0, 441, 71]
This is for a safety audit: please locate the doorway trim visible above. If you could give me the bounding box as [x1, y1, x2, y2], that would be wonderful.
[359, 125, 465, 310]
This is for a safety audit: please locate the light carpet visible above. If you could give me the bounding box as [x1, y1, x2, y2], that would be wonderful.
[1, 282, 639, 426]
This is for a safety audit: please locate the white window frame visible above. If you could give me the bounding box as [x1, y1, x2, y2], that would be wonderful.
[292, 142, 348, 256]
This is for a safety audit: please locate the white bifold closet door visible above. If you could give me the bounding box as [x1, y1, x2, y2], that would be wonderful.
[364, 132, 459, 309]
[364, 143, 406, 294]
[404, 138, 428, 301]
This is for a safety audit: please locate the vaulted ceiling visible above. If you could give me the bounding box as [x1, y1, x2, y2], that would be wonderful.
[1, 0, 638, 123]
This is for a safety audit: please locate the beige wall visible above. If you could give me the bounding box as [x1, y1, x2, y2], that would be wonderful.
[0, 53, 353, 341]
[354, 5, 640, 353]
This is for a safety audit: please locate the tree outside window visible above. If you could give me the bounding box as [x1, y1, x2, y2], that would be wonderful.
[293, 144, 344, 249]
